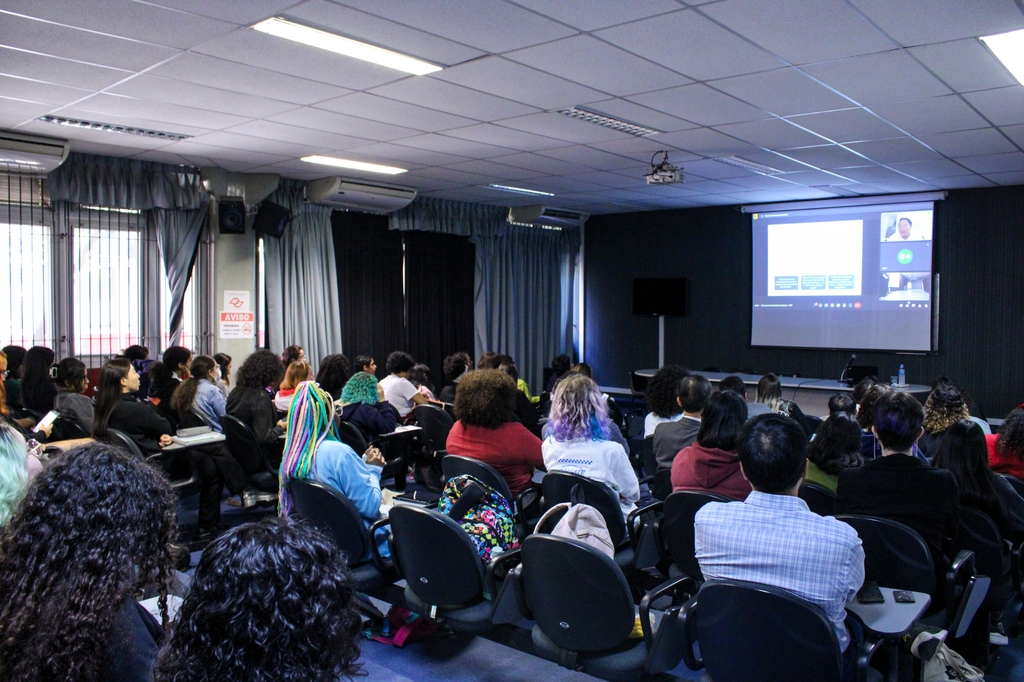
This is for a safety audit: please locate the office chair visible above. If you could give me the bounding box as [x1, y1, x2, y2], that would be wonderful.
[221, 414, 279, 492]
[798, 481, 836, 516]
[654, 490, 732, 581]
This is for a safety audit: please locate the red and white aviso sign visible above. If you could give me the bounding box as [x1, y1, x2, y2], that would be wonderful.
[219, 311, 255, 338]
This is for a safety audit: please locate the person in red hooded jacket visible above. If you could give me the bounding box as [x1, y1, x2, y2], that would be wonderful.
[672, 390, 752, 500]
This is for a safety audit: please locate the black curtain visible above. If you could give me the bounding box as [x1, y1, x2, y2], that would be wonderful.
[404, 230, 476, 397]
[332, 212, 405, 374]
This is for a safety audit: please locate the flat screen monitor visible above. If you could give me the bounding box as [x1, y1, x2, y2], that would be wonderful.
[750, 200, 935, 352]
[633, 278, 686, 316]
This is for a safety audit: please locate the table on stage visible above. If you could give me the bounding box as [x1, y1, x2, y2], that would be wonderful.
[633, 369, 930, 416]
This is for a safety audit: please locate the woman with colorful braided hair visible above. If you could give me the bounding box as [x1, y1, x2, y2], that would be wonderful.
[279, 381, 390, 558]
[338, 371, 398, 440]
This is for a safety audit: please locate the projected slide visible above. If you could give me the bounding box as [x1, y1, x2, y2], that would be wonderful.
[767, 221, 862, 297]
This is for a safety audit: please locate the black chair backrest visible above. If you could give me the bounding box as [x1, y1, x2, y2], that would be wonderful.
[693, 580, 843, 682]
[835, 514, 936, 596]
[521, 534, 634, 652]
[288, 479, 369, 563]
[662, 490, 732, 580]
[177, 410, 209, 429]
[1002, 474, 1024, 498]
[954, 507, 1005, 587]
[336, 420, 369, 455]
[630, 371, 649, 395]
[389, 505, 484, 607]
[542, 471, 626, 547]
[52, 416, 87, 441]
[642, 435, 656, 478]
[222, 415, 273, 476]
[416, 404, 454, 454]
[798, 481, 835, 516]
[107, 428, 145, 460]
[442, 455, 514, 503]
[652, 468, 673, 501]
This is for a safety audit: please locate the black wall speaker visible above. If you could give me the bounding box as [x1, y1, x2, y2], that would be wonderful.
[218, 198, 246, 234]
[252, 200, 291, 238]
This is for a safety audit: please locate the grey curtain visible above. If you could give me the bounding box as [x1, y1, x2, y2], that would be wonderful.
[391, 197, 580, 392]
[264, 179, 343, 367]
[150, 195, 209, 346]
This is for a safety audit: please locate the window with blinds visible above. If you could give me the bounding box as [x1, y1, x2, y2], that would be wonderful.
[0, 175, 54, 348]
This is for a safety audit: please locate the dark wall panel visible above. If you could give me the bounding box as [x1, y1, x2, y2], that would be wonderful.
[585, 185, 1024, 417]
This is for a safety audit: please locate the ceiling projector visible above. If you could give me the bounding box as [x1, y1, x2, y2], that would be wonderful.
[645, 150, 683, 185]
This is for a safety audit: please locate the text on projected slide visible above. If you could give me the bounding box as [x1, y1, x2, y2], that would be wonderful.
[767, 220, 863, 297]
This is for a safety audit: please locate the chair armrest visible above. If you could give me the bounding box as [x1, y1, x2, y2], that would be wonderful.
[639, 574, 699, 646]
[627, 500, 664, 549]
[854, 634, 885, 682]
[367, 517, 394, 575]
[484, 547, 522, 600]
[1010, 539, 1023, 594]
[677, 593, 703, 671]
[945, 549, 975, 623]
[508, 563, 533, 620]
[516, 486, 543, 528]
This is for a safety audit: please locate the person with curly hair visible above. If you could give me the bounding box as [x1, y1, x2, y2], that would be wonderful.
[153, 517, 362, 682]
[0, 442, 177, 681]
[227, 349, 288, 467]
[279, 382, 389, 559]
[275, 360, 313, 412]
[806, 412, 863, 493]
[446, 369, 542, 497]
[671, 390, 751, 501]
[339, 371, 398, 440]
[989, 406, 1024, 480]
[544, 374, 640, 517]
[315, 353, 350, 401]
[643, 365, 689, 437]
[379, 351, 430, 417]
[919, 383, 970, 461]
[438, 351, 472, 403]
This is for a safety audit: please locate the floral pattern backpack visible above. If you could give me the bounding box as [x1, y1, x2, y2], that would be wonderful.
[437, 474, 519, 561]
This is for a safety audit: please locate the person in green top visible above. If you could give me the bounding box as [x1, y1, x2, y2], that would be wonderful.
[806, 413, 863, 493]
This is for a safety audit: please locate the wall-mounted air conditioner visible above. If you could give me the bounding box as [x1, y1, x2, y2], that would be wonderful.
[305, 177, 417, 213]
[0, 131, 70, 174]
[507, 205, 589, 228]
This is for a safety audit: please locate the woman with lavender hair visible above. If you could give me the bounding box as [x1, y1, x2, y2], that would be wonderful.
[542, 374, 640, 519]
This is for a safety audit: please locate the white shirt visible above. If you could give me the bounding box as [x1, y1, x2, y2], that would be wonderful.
[542, 437, 640, 518]
[644, 411, 685, 438]
[379, 375, 419, 417]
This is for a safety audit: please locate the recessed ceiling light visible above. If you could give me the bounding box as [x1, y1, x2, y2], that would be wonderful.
[301, 155, 407, 175]
[486, 183, 554, 197]
[556, 108, 659, 137]
[37, 115, 192, 141]
[981, 29, 1024, 85]
[718, 156, 784, 175]
[252, 17, 442, 75]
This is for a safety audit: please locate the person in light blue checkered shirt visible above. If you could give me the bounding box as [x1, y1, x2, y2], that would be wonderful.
[695, 414, 865, 658]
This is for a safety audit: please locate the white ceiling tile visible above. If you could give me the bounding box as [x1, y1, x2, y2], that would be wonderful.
[0, 47, 131, 91]
[0, 0, 239, 49]
[954, 152, 1024, 174]
[369, 78, 538, 121]
[869, 96, 990, 135]
[848, 0, 1024, 45]
[0, 74, 91, 107]
[824, 164, 904, 183]
[393, 134, 516, 159]
[442, 123, 569, 152]
[682, 159, 760, 179]
[432, 57, 607, 111]
[401, 165, 487, 185]
[962, 87, 1024, 127]
[724, 174, 805, 190]
[714, 118, 828, 149]
[779, 144, 871, 169]
[179, 131, 327, 159]
[804, 51, 952, 105]
[267, 107, 421, 142]
[68, 93, 251, 131]
[313, 93, 475, 132]
[868, 177, 939, 193]
[127, 148, 200, 165]
[511, 176, 608, 194]
[983, 170, 1024, 185]
[534, 145, 637, 171]
[0, 12, 179, 71]
[653, 127, 762, 158]
[505, 35, 688, 97]
[443, 159, 547, 181]
[728, 151, 811, 172]
[917, 128, 1017, 157]
[159, 140, 291, 165]
[676, 179, 746, 193]
[147, 54, 352, 106]
[507, 0, 682, 31]
[333, 0, 576, 53]
[701, 0, 894, 65]
[194, 30, 407, 91]
[587, 136, 702, 164]
[908, 39, 1018, 93]
[487, 152, 593, 175]
[596, 9, 780, 81]
[0, 98, 57, 128]
[580, 99, 698, 134]
[344, 142, 471, 167]
[786, 108, 903, 143]
[221, 120, 370, 151]
[1000, 125, 1024, 148]
[888, 159, 975, 179]
[142, 0, 297, 24]
[778, 168, 866, 185]
[629, 84, 769, 127]
[108, 75, 298, 119]
[62, 137, 174, 158]
[845, 137, 941, 164]
[710, 68, 854, 117]
[928, 174, 995, 189]
[497, 112, 632, 144]
[571, 171, 650, 189]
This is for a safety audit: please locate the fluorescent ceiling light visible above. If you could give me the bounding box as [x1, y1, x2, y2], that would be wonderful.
[252, 17, 442, 75]
[981, 29, 1024, 85]
[556, 107, 659, 137]
[301, 155, 407, 175]
[487, 183, 554, 197]
[719, 156, 783, 175]
[37, 115, 191, 141]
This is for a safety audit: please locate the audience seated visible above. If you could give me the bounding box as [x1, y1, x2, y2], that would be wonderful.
[438, 351, 471, 403]
[695, 414, 865, 681]
[720, 374, 770, 418]
[379, 351, 430, 417]
[671, 390, 751, 501]
[226, 349, 288, 467]
[53, 357, 94, 433]
[544, 353, 571, 394]
[124, 345, 155, 400]
[0, 424, 38, 526]
[828, 392, 857, 417]
[988, 406, 1024, 480]
[153, 517, 362, 682]
[654, 374, 710, 470]
[476, 351, 500, 369]
[805, 413, 862, 493]
[756, 373, 813, 437]
[835, 391, 960, 588]
[643, 364, 689, 437]
[919, 382, 970, 461]
[407, 362, 437, 401]
[497, 360, 539, 429]
[543, 374, 639, 518]
[281, 344, 305, 367]
[20, 346, 57, 413]
[148, 345, 192, 429]
[1, 345, 26, 410]
[280, 382, 389, 559]
[0, 443, 178, 682]
[856, 383, 892, 460]
[275, 360, 312, 412]
[354, 354, 377, 377]
[213, 352, 232, 397]
[446, 369, 542, 498]
[566, 362, 625, 430]
[315, 353, 350, 401]
[0, 350, 50, 443]
[338, 371, 398, 440]
[171, 356, 226, 432]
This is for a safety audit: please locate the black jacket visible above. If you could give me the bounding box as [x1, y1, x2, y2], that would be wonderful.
[109, 395, 173, 454]
[226, 386, 284, 455]
[340, 402, 399, 440]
